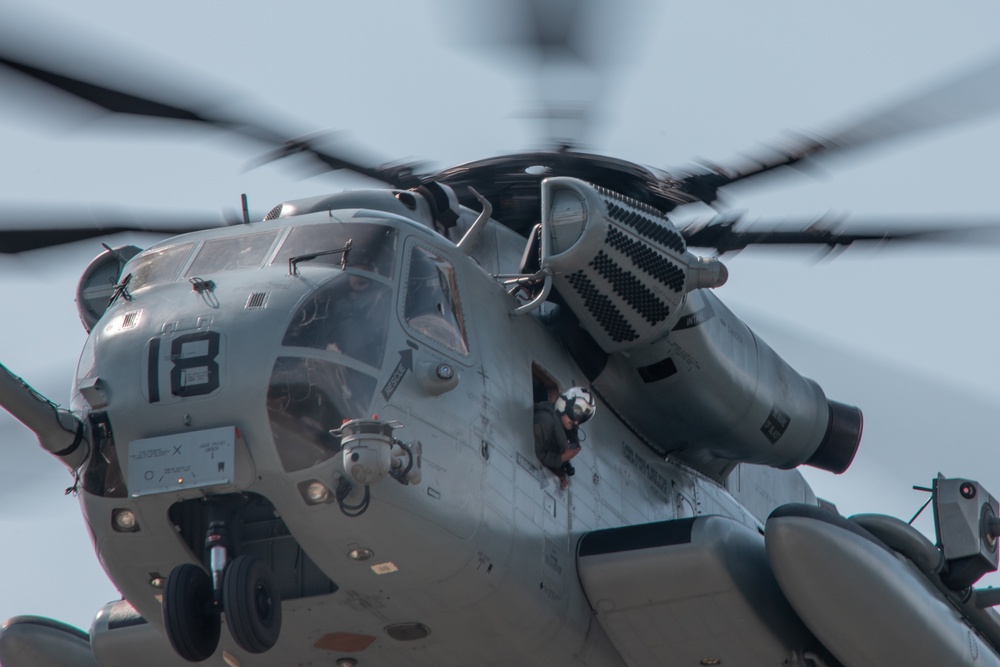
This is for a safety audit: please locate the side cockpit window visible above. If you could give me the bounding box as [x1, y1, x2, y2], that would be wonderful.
[404, 246, 468, 355]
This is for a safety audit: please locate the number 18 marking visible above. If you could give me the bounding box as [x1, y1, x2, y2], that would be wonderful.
[147, 330, 222, 403]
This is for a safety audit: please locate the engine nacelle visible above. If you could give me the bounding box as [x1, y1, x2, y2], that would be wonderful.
[538, 177, 860, 475]
[591, 288, 862, 475]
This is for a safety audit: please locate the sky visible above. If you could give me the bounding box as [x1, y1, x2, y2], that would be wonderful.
[2, 0, 1000, 632]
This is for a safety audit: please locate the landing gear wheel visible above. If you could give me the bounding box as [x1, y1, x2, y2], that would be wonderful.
[223, 554, 282, 653]
[163, 563, 221, 662]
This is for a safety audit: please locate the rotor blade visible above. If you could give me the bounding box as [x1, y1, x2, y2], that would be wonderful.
[679, 215, 1000, 254]
[456, 0, 643, 148]
[244, 132, 425, 188]
[677, 51, 1000, 204]
[0, 32, 423, 189]
[0, 53, 224, 125]
[0, 206, 233, 254]
[828, 52, 1000, 153]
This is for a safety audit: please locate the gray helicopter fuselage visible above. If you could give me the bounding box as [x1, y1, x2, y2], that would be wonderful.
[65, 190, 816, 667]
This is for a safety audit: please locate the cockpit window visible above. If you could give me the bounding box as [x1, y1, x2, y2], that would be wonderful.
[128, 243, 195, 291]
[404, 246, 469, 355]
[282, 277, 392, 368]
[272, 223, 397, 277]
[267, 356, 377, 472]
[185, 231, 279, 277]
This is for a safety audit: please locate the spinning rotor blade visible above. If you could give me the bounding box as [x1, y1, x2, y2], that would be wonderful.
[438, 44, 1000, 232]
[0, 35, 423, 189]
[680, 215, 1000, 254]
[679, 52, 1000, 205]
[0, 206, 235, 254]
[462, 0, 641, 147]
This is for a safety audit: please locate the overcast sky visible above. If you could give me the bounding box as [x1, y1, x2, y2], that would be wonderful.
[2, 0, 1000, 631]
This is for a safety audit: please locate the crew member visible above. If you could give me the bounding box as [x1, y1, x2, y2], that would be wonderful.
[534, 386, 596, 489]
[327, 258, 388, 365]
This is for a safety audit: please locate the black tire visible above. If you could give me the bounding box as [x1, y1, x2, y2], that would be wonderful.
[223, 554, 282, 653]
[162, 563, 221, 662]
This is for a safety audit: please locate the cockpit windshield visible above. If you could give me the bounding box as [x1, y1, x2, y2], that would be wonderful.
[282, 277, 392, 368]
[271, 222, 397, 277]
[261, 222, 398, 473]
[267, 357, 377, 472]
[128, 243, 194, 292]
[126, 230, 278, 293]
[185, 231, 279, 277]
[269, 257, 396, 472]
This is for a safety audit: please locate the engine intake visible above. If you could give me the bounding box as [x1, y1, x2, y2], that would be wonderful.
[540, 177, 726, 353]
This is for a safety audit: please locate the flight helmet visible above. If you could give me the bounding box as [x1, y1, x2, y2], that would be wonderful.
[555, 386, 596, 425]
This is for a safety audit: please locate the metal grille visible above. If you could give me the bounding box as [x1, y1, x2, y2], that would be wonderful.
[567, 270, 638, 343]
[595, 185, 686, 253]
[263, 204, 284, 221]
[606, 228, 686, 293]
[592, 184, 663, 217]
[245, 292, 269, 310]
[590, 251, 670, 325]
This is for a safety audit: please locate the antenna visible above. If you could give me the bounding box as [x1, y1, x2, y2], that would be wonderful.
[909, 484, 934, 525]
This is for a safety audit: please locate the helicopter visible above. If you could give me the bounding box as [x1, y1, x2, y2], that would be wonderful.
[0, 0, 1000, 659]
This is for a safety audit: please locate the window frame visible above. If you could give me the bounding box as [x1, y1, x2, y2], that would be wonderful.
[399, 239, 473, 360]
